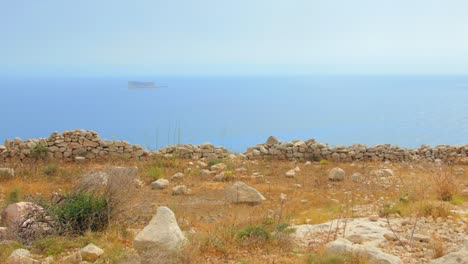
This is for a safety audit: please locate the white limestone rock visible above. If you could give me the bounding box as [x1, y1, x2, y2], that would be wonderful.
[134, 207, 187, 252]
[226, 181, 266, 204]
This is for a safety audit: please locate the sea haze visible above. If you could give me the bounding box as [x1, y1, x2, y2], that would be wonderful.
[1, 75, 467, 152]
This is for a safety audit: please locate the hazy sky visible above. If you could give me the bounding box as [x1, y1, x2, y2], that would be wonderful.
[1, 0, 468, 76]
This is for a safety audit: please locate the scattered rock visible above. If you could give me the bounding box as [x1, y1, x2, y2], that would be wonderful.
[171, 172, 184, 181]
[0, 227, 7, 239]
[351, 173, 363, 182]
[210, 163, 227, 172]
[151, 179, 169, 190]
[201, 169, 213, 177]
[368, 215, 379, 222]
[80, 243, 104, 262]
[74, 156, 86, 163]
[0, 168, 15, 178]
[384, 233, 399, 242]
[370, 169, 394, 177]
[134, 206, 187, 252]
[226, 181, 266, 204]
[213, 172, 226, 182]
[285, 169, 296, 178]
[60, 251, 82, 264]
[328, 167, 345, 181]
[266, 136, 279, 145]
[6, 249, 39, 264]
[172, 185, 188, 195]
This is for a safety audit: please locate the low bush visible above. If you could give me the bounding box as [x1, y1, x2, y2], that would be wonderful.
[51, 190, 110, 234]
[43, 164, 58, 176]
[147, 166, 164, 180]
[237, 225, 270, 241]
[31, 144, 48, 160]
[6, 188, 22, 204]
[32, 236, 83, 256]
[208, 159, 223, 167]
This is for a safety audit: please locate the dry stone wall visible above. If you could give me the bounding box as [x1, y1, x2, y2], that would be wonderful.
[1, 131, 466, 164]
[0, 130, 230, 163]
[246, 136, 468, 163]
[0, 130, 150, 163]
[157, 143, 229, 161]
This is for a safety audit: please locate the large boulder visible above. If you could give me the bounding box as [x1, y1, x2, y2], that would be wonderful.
[328, 167, 345, 181]
[6, 249, 39, 264]
[134, 206, 187, 252]
[326, 238, 402, 264]
[226, 181, 266, 204]
[81, 166, 141, 190]
[431, 250, 468, 264]
[2, 202, 56, 243]
[1, 202, 43, 227]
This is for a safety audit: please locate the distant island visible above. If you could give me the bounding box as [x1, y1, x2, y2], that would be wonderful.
[128, 81, 158, 89]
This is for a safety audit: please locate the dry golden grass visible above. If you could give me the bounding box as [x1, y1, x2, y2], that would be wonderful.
[0, 157, 467, 263]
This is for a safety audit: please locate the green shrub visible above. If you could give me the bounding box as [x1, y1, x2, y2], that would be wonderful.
[7, 188, 22, 204]
[224, 170, 234, 181]
[32, 236, 83, 256]
[237, 225, 270, 241]
[450, 195, 465, 205]
[147, 166, 164, 180]
[50, 190, 110, 234]
[43, 164, 58, 176]
[31, 144, 48, 159]
[208, 159, 223, 167]
[320, 159, 329, 165]
[276, 223, 292, 233]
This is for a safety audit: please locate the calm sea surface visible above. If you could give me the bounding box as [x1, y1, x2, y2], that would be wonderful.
[1, 75, 467, 152]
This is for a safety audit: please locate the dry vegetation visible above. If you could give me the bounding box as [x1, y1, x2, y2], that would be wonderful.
[0, 156, 467, 263]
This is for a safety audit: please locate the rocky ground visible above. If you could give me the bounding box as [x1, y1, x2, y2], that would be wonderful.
[0, 156, 467, 263]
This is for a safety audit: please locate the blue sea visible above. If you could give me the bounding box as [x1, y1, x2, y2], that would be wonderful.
[1, 75, 467, 152]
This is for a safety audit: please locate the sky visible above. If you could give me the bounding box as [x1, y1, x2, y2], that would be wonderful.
[1, 0, 468, 76]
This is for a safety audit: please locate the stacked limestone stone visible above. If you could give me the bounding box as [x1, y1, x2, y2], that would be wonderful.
[0, 130, 149, 163]
[157, 143, 229, 161]
[246, 136, 468, 163]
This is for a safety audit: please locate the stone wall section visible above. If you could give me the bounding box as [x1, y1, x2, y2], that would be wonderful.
[0, 130, 149, 163]
[1, 131, 466, 163]
[157, 143, 229, 161]
[245, 136, 468, 163]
